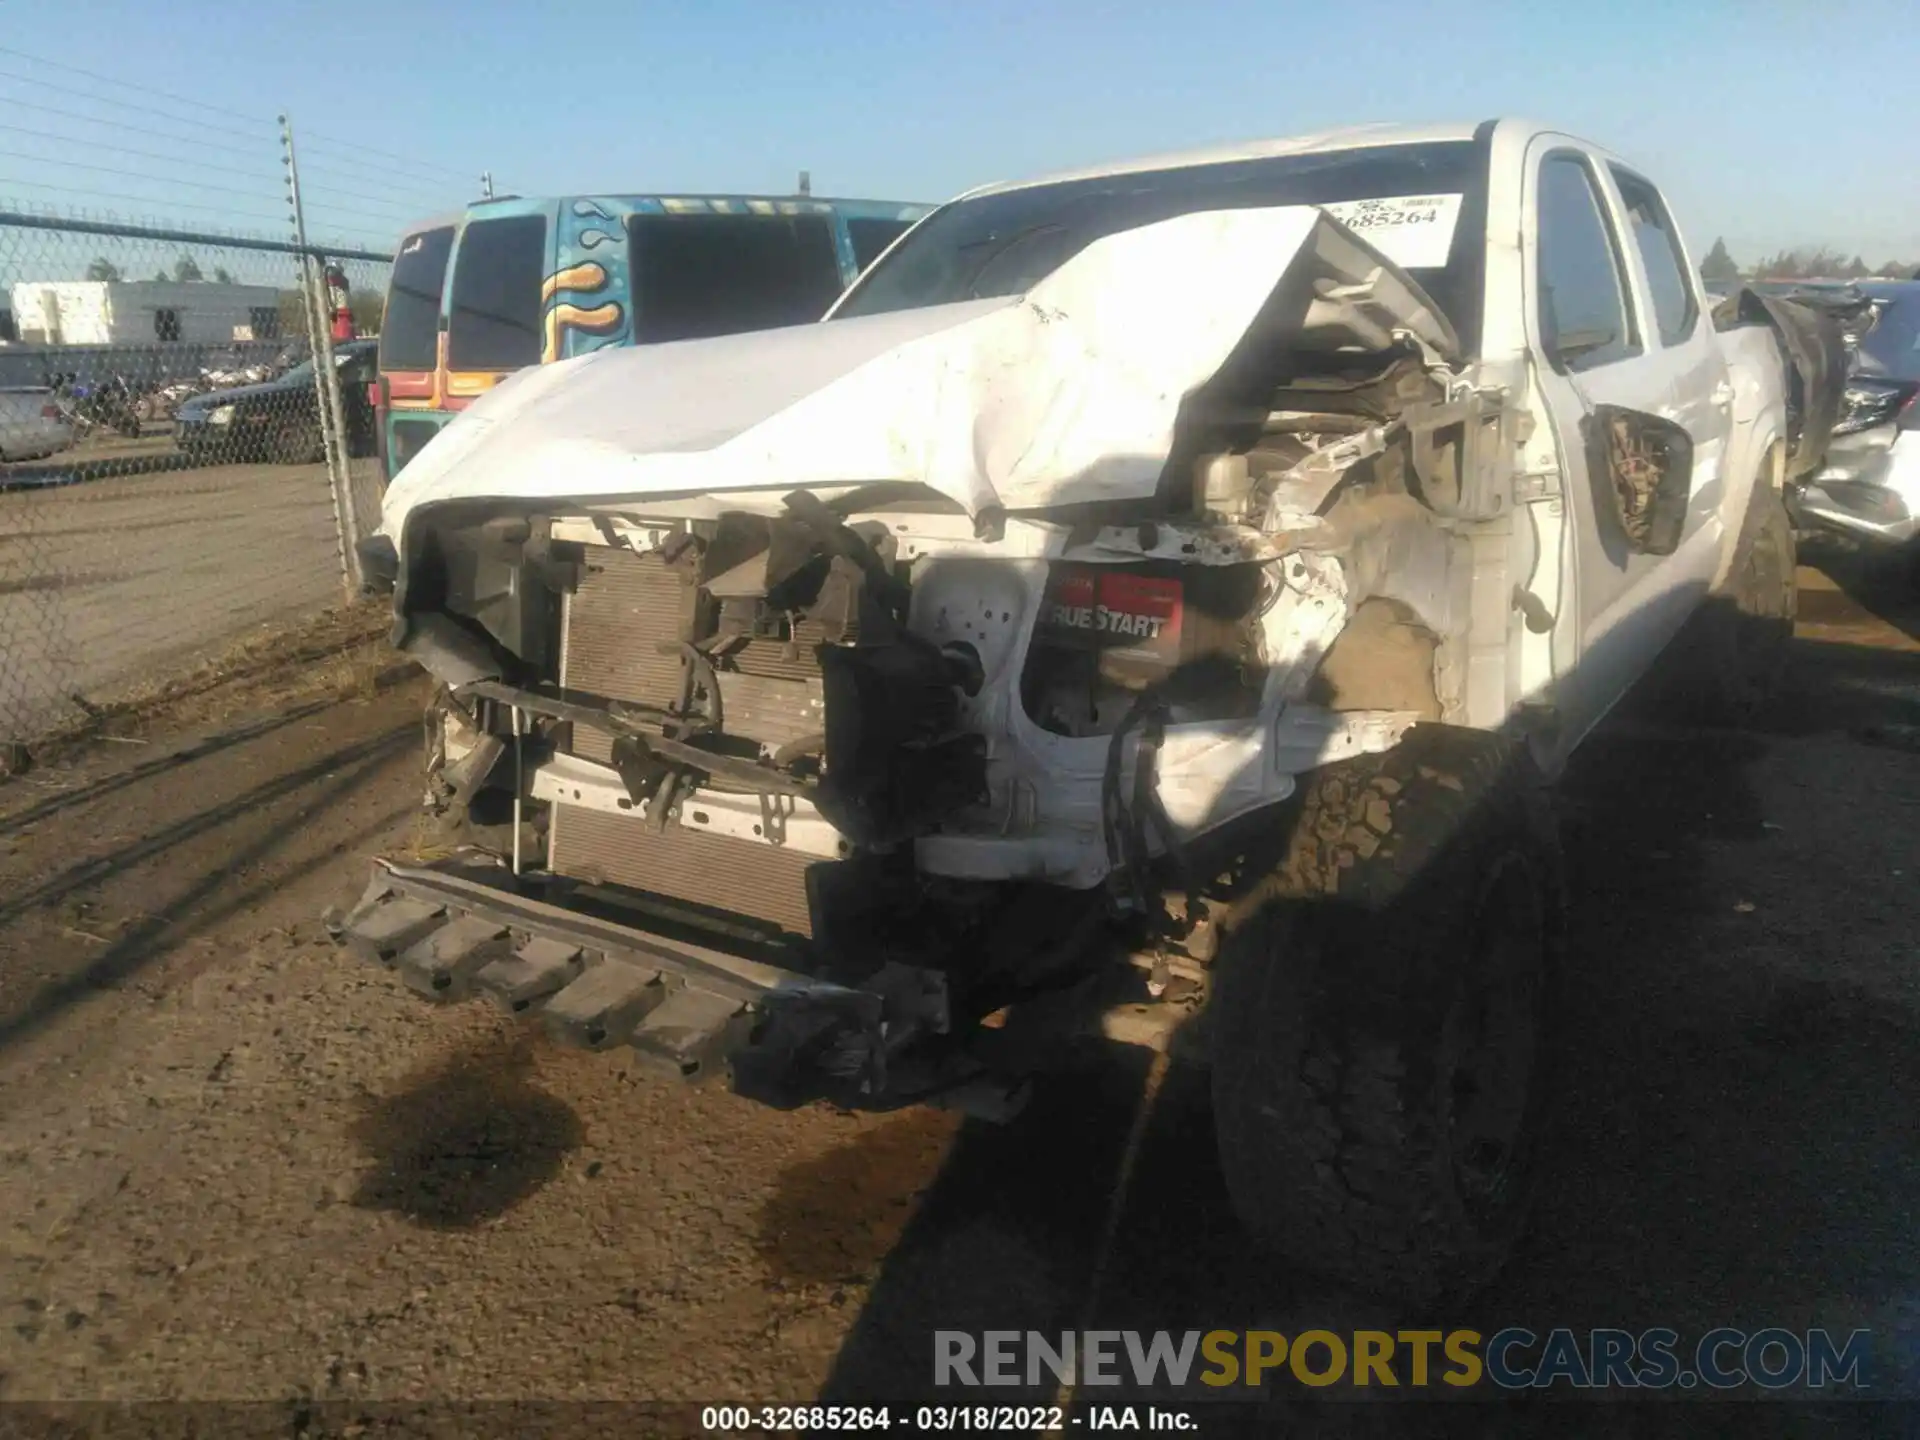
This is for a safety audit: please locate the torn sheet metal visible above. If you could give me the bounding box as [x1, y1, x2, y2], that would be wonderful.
[378, 206, 1458, 542]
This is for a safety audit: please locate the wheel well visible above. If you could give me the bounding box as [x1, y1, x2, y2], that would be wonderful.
[1305, 597, 1442, 719]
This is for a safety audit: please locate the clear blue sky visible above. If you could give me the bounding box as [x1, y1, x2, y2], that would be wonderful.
[1, 0, 1917, 268]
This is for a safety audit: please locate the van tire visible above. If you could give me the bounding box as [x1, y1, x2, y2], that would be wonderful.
[1210, 725, 1563, 1306]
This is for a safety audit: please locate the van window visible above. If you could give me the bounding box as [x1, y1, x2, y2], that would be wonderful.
[1536, 155, 1637, 371]
[848, 217, 913, 272]
[629, 213, 845, 343]
[446, 215, 546, 370]
[381, 225, 454, 372]
[1610, 168, 1698, 346]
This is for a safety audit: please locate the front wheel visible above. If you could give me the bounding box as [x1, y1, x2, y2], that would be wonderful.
[1668, 483, 1797, 723]
[1209, 725, 1564, 1305]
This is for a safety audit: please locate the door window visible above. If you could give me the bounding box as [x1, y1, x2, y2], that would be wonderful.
[1536, 155, 1637, 371]
[1610, 168, 1698, 346]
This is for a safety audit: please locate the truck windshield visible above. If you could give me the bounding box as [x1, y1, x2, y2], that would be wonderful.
[834, 140, 1487, 351]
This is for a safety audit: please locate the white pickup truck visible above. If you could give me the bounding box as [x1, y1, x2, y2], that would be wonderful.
[334, 119, 1842, 1302]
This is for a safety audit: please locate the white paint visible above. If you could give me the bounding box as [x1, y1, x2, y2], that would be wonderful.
[956, 122, 1482, 201]
[0, 387, 74, 460]
[6, 280, 283, 346]
[377, 206, 1455, 542]
[1321, 194, 1464, 269]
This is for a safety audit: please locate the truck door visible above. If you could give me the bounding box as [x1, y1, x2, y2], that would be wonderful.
[1521, 139, 1732, 737]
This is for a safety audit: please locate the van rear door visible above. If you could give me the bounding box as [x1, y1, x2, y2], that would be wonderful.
[380, 223, 455, 409]
[443, 203, 553, 408]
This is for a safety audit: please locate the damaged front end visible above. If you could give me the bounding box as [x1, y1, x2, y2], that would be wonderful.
[334, 204, 1524, 1116]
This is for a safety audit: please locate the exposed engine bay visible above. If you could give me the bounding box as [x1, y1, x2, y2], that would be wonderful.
[346, 204, 1535, 1112]
[371, 367, 1513, 1110]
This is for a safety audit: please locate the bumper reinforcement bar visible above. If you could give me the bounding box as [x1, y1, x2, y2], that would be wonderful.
[324, 857, 948, 1098]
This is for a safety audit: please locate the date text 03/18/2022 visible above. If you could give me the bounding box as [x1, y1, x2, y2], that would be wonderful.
[700, 1405, 1195, 1432]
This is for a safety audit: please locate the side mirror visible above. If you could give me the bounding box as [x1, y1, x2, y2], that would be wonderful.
[1582, 405, 1693, 556]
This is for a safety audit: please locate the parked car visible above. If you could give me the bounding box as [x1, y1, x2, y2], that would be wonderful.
[333, 120, 1846, 1306]
[173, 340, 379, 464]
[0, 386, 77, 462]
[1787, 280, 1920, 557]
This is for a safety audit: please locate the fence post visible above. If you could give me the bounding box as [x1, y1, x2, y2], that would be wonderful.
[279, 115, 364, 601]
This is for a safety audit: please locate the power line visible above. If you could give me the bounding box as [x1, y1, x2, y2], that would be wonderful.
[0, 67, 279, 144]
[0, 148, 275, 201]
[0, 124, 279, 187]
[1, 96, 272, 165]
[293, 134, 476, 187]
[279, 155, 457, 202]
[297, 183, 429, 218]
[0, 44, 260, 124]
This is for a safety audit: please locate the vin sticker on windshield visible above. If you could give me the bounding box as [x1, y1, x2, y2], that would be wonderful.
[1321, 194, 1465, 269]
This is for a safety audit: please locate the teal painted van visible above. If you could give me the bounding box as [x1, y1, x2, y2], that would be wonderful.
[376, 192, 933, 481]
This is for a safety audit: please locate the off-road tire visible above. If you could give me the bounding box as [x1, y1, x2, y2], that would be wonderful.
[1670, 483, 1797, 723]
[1210, 724, 1564, 1306]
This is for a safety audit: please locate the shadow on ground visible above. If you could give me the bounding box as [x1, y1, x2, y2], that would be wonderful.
[1800, 540, 1919, 644]
[785, 619, 1920, 1436]
[0, 724, 416, 1059]
[350, 1034, 584, 1229]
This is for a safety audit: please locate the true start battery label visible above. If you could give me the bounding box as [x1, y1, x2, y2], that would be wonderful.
[1041, 566, 1185, 660]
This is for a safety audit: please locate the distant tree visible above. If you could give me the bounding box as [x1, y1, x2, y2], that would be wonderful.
[173, 254, 204, 282]
[213, 266, 234, 284]
[1845, 255, 1869, 278]
[84, 257, 122, 282]
[1699, 238, 1740, 285]
[348, 291, 384, 336]
[153, 270, 168, 282]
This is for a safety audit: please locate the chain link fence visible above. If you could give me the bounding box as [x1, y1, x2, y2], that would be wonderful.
[0, 217, 391, 744]
[0, 51, 496, 753]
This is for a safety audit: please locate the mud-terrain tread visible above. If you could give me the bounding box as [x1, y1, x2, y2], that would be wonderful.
[1211, 725, 1564, 1305]
[1665, 483, 1798, 724]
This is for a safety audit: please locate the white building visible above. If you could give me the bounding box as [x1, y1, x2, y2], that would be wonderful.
[8, 280, 285, 346]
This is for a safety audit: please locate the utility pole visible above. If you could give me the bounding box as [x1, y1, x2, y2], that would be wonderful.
[280, 114, 362, 599]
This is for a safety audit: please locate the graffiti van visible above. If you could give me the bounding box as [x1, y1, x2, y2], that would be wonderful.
[374, 192, 933, 482]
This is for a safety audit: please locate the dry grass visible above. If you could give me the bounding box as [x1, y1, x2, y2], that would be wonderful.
[5, 600, 421, 778]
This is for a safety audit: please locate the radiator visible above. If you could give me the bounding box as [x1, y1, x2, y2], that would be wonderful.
[548, 544, 825, 937]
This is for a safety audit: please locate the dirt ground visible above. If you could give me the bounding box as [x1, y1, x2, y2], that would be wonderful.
[0, 555, 1915, 1435]
[0, 448, 383, 740]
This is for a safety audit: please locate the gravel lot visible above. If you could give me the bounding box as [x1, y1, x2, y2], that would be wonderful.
[0, 444, 379, 740]
[0, 555, 1913, 1436]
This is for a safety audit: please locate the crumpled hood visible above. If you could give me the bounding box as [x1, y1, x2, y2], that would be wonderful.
[379, 205, 1457, 541]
